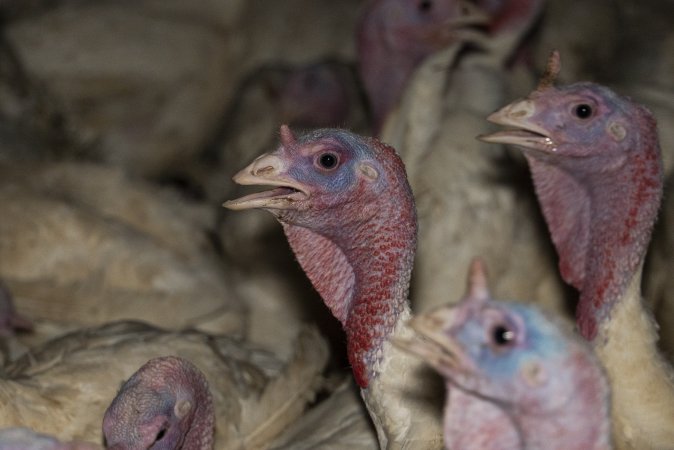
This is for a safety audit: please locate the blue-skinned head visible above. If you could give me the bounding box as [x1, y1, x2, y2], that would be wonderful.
[225, 126, 413, 237]
[404, 259, 607, 415]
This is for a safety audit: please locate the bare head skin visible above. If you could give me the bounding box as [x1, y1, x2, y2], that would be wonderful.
[398, 258, 612, 449]
[226, 125, 415, 388]
[102, 356, 214, 450]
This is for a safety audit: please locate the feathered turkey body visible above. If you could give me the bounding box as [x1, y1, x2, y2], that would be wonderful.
[379, 0, 567, 317]
[0, 160, 243, 355]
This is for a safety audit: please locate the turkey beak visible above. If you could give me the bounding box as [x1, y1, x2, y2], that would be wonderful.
[223, 153, 309, 210]
[394, 306, 475, 376]
[478, 99, 557, 153]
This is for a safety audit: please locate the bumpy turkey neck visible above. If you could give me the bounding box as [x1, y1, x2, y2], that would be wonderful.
[342, 200, 417, 388]
[283, 176, 416, 388]
[528, 122, 662, 340]
[579, 153, 660, 339]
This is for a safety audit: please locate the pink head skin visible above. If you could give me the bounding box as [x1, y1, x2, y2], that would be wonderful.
[356, 0, 482, 133]
[481, 51, 663, 340]
[277, 62, 351, 128]
[225, 125, 416, 388]
[102, 356, 214, 450]
[0, 282, 33, 336]
[399, 259, 612, 449]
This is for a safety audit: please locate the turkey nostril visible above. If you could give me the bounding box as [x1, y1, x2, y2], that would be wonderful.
[253, 165, 276, 176]
[509, 101, 535, 119]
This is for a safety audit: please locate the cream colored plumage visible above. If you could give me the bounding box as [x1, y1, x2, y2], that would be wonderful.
[382, 45, 568, 317]
[0, 160, 244, 356]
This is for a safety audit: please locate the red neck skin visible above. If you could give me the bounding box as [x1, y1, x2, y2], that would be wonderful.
[527, 113, 662, 340]
[282, 145, 417, 388]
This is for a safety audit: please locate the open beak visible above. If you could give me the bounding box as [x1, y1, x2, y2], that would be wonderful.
[479, 99, 557, 153]
[393, 306, 474, 376]
[223, 153, 309, 211]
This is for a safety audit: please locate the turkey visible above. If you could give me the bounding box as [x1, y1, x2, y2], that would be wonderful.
[398, 259, 612, 449]
[481, 50, 674, 449]
[103, 356, 214, 450]
[0, 321, 328, 448]
[226, 126, 443, 448]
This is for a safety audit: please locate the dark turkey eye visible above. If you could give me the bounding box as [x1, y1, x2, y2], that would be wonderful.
[574, 104, 593, 119]
[318, 152, 339, 169]
[419, 0, 433, 12]
[492, 325, 515, 346]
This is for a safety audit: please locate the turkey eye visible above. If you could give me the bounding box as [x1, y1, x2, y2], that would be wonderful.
[574, 104, 593, 119]
[317, 152, 339, 169]
[492, 325, 515, 346]
[419, 0, 432, 12]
